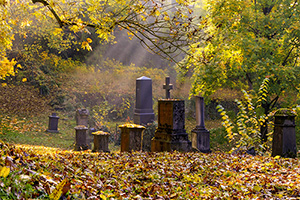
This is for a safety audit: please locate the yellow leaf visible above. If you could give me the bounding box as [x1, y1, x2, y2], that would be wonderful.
[0, 166, 10, 178]
[22, 78, 27, 82]
[100, 194, 107, 200]
[49, 179, 67, 200]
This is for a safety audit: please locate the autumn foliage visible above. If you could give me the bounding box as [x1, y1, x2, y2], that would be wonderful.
[1, 141, 300, 199]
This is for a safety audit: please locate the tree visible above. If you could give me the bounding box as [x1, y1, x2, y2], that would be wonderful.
[182, 0, 300, 141]
[29, 0, 204, 62]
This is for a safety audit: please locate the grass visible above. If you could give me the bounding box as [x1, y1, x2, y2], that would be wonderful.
[0, 111, 229, 152]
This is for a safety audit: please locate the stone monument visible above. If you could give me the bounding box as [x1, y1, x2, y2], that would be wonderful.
[133, 76, 155, 125]
[75, 108, 89, 127]
[272, 108, 297, 158]
[119, 124, 145, 152]
[92, 131, 110, 152]
[74, 125, 90, 151]
[151, 77, 191, 152]
[191, 96, 211, 153]
[47, 113, 59, 133]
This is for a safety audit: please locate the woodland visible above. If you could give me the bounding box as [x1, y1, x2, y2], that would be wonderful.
[1, 0, 300, 199]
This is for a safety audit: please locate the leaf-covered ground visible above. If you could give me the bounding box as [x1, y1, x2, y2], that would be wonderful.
[1, 142, 300, 199]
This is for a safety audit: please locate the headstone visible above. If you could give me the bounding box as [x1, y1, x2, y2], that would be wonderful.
[47, 113, 59, 133]
[75, 108, 90, 127]
[151, 99, 191, 152]
[92, 131, 110, 152]
[272, 108, 297, 158]
[74, 125, 90, 151]
[75, 108, 93, 148]
[119, 124, 145, 152]
[191, 96, 211, 153]
[163, 76, 173, 99]
[133, 76, 155, 125]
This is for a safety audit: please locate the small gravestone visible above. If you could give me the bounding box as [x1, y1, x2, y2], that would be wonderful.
[74, 125, 89, 151]
[191, 96, 211, 153]
[119, 124, 145, 152]
[47, 113, 59, 133]
[75, 108, 89, 127]
[93, 131, 110, 152]
[272, 108, 297, 158]
[151, 99, 191, 152]
[133, 76, 155, 125]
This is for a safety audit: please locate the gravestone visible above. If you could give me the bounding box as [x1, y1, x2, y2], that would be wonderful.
[119, 124, 145, 152]
[163, 76, 173, 99]
[47, 113, 59, 133]
[74, 125, 90, 151]
[93, 131, 110, 152]
[133, 76, 155, 125]
[75, 108, 89, 127]
[272, 108, 297, 158]
[151, 99, 191, 152]
[191, 96, 211, 153]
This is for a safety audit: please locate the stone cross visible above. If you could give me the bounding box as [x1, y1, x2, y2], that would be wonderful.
[163, 76, 173, 99]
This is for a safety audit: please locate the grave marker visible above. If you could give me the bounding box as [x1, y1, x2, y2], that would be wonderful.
[74, 125, 90, 151]
[272, 108, 297, 158]
[133, 76, 155, 125]
[93, 131, 110, 152]
[47, 113, 59, 133]
[119, 124, 145, 152]
[151, 99, 191, 152]
[191, 96, 211, 153]
[75, 108, 89, 127]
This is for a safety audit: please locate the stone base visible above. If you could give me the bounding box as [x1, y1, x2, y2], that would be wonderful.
[133, 112, 155, 125]
[192, 126, 211, 153]
[151, 128, 191, 152]
[46, 129, 59, 133]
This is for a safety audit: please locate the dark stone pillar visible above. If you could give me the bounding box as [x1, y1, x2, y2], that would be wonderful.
[192, 96, 211, 153]
[272, 108, 297, 158]
[134, 76, 155, 125]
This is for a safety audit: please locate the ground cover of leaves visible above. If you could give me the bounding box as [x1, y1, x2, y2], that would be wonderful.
[1, 142, 300, 199]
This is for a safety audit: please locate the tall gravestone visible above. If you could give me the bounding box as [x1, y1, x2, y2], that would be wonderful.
[272, 108, 297, 158]
[151, 77, 191, 152]
[191, 96, 211, 153]
[134, 76, 155, 125]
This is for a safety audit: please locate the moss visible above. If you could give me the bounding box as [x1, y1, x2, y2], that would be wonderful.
[92, 131, 110, 135]
[118, 124, 145, 129]
[275, 108, 297, 117]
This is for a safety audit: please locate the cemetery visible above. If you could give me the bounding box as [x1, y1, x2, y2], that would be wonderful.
[1, 0, 300, 199]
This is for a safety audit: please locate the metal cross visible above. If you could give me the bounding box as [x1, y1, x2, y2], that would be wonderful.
[163, 76, 173, 99]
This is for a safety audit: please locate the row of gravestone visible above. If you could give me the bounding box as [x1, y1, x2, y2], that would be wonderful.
[46, 76, 298, 158]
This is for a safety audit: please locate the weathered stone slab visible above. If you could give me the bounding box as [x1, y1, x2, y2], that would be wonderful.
[76, 108, 89, 127]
